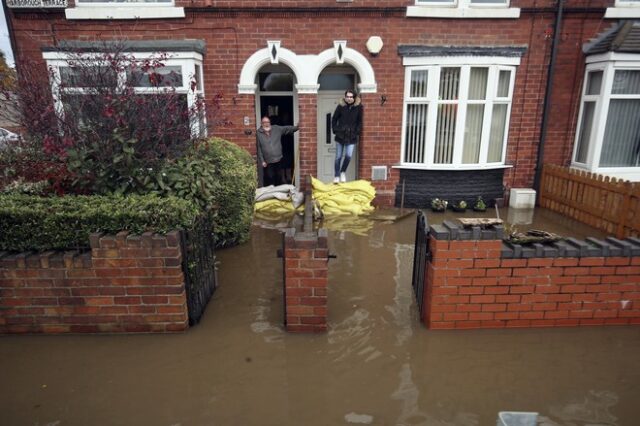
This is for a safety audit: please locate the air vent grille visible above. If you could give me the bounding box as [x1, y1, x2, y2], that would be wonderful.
[371, 166, 387, 181]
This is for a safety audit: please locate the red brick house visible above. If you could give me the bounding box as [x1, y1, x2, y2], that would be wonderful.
[4, 0, 640, 207]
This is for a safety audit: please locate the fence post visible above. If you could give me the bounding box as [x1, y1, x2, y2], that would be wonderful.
[538, 164, 547, 207]
[616, 181, 633, 239]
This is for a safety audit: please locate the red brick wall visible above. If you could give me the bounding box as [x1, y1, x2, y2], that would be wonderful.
[425, 237, 640, 329]
[0, 232, 189, 334]
[6, 3, 615, 202]
[283, 228, 328, 333]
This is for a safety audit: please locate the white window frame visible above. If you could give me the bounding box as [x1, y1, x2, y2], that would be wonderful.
[66, 0, 184, 20]
[571, 53, 640, 181]
[407, 0, 520, 18]
[42, 50, 206, 138]
[605, 0, 640, 19]
[400, 56, 519, 170]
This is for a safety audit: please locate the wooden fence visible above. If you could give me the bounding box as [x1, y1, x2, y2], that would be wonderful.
[539, 164, 640, 239]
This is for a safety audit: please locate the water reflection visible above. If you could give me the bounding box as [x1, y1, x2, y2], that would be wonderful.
[253, 206, 608, 241]
[0, 213, 636, 426]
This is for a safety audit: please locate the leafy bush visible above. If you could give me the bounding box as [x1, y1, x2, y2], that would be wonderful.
[161, 138, 256, 247]
[0, 194, 200, 251]
[0, 42, 225, 195]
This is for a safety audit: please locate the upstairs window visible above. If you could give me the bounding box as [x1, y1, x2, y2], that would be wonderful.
[408, 0, 519, 18]
[67, 0, 184, 19]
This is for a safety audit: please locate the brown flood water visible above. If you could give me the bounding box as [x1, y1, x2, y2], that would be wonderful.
[1, 209, 639, 425]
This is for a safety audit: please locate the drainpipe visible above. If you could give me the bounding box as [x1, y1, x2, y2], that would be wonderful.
[532, 0, 565, 201]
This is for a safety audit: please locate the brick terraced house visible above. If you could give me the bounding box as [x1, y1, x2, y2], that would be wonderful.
[3, 0, 640, 207]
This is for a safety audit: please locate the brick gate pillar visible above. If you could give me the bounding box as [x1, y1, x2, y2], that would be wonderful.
[283, 228, 328, 333]
[297, 94, 317, 191]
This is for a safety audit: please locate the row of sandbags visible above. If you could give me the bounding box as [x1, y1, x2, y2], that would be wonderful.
[310, 177, 375, 216]
[254, 178, 376, 217]
[254, 184, 304, 215]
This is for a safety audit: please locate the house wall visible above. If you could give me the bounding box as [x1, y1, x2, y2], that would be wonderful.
[6, 1, 616, 206]
[423, 224, 640, 329]
[0, 232, 189, 334]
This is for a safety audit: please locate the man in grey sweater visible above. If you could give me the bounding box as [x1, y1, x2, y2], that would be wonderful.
[256, 116, 299, 187]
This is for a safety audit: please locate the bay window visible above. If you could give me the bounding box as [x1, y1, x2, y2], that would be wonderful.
[573, 57, 640, 180]
[43, 47, 206, 137]
[402, 58, 517, 169]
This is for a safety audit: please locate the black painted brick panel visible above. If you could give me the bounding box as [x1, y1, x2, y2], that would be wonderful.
[395, 168, 505, 208]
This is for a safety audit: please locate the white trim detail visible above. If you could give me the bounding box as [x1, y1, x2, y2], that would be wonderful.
[295, 84, 321, 94]
[605, 6, 640, 19]
[403, 55, 521, 67]
[238, 84, 258, 95]
[267, 41, 280, 64]
[66, 6, 185, 20]
[237, 44, 377, 95]
[238, 46, 303, 95]
[392, 164, 513, 170]
[334, 40, 347, 64]
[406, 5, 520, 18]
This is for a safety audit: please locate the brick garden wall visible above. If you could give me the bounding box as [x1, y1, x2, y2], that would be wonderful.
[424, 223, 640, 329]
[0, 232, 189, 334]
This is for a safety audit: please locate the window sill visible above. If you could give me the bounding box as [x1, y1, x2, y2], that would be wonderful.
[65, 6, 185, 20]
[392, 164, 513, 171]
[604, 7, 640, 18]
[406, 5, 520, 19]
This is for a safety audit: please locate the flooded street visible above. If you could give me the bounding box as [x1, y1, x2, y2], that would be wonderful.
[1, 209, 639, 425]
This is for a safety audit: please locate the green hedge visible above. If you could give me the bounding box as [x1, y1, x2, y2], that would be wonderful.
[0, 194, 200, 252]
[160, 137, 256, 248]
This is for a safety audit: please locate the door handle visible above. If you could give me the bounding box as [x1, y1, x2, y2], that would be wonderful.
[326, 113, 332, 145]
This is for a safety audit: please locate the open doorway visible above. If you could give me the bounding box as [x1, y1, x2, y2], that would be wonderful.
[317, 66, 359, 183]
[256, 67, 297, 187]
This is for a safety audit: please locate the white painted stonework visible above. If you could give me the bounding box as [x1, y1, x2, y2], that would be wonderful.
[238, 42, 377, 95]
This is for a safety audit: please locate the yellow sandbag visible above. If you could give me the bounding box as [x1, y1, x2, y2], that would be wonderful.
[311, 176, 376, 216]
[255, 198, 301, 214]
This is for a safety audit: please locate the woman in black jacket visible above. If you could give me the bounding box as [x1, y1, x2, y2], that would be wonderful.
[331, 89, 363, 183]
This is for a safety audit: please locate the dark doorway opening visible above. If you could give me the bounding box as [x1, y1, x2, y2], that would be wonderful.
[259, 95, 294, 186]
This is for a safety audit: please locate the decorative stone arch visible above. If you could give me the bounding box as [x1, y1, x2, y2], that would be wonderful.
[238, 46, 303, 94]
[315, 46, 377, 94]
[238, 43, 377, 94]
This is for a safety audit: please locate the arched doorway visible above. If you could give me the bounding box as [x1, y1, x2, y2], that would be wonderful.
[238, 42, 377, 186]
[316, 65, 359, 183]
[255, 64, 299, 187]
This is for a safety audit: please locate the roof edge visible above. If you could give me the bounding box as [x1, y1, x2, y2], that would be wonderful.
[41, 40, 207, 55]
[397, 45, 528, 58]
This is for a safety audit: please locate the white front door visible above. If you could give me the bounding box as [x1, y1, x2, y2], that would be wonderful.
[317, 92, 358, 183]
